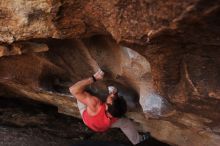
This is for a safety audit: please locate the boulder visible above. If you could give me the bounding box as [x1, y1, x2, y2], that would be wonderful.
[0, 0, 220, 146]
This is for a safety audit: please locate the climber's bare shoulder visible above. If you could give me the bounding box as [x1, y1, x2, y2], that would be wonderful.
[75, 91, 102, 114]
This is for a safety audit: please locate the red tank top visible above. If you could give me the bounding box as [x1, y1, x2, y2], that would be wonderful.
[82, 104, 118, 132]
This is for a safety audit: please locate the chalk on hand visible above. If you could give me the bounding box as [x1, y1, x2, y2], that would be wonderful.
[98, 69, 104, 75]
[108, 86, 117, 94]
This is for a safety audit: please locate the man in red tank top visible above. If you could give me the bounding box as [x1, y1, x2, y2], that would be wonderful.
[69, 70, 149, 145]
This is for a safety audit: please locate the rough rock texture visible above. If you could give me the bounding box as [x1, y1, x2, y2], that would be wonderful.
[0, 0, 220, 146]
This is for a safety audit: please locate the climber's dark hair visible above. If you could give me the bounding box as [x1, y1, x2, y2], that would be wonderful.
[107, 95, 127, 118]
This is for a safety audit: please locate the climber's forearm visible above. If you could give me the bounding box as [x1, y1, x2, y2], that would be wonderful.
[69, 77, 93, 95]
[69, 69, 104, 102]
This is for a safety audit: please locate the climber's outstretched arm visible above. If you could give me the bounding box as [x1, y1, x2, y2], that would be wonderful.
[69, 70, 104, 111]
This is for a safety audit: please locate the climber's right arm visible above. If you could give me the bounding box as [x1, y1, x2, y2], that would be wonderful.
[69, 70, 104, 111]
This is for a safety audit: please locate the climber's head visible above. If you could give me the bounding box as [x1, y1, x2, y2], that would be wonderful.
[105, 93, 127, 118]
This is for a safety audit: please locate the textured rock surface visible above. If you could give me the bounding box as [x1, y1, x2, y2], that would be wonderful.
[0, 0, 220, 146]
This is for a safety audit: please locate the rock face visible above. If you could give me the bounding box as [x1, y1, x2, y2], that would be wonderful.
[0, 0, 220, 146]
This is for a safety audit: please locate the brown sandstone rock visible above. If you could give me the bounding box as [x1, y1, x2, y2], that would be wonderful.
[0, 45, 9, 57]
[0, 42, 49, 57]
[0, 0, 220, 146]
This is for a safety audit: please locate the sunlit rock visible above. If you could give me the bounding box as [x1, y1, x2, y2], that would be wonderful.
[0, 0, 220, 146]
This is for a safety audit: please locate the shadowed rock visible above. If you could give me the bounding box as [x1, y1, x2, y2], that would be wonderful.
[0, 1, 220, 146]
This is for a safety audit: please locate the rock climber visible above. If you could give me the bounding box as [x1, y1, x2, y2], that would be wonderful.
[69, 69, 149, 145]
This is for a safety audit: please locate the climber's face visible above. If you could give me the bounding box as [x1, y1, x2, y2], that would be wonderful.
[106, 93, 116, 105]
[105, 93, 116, 118]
